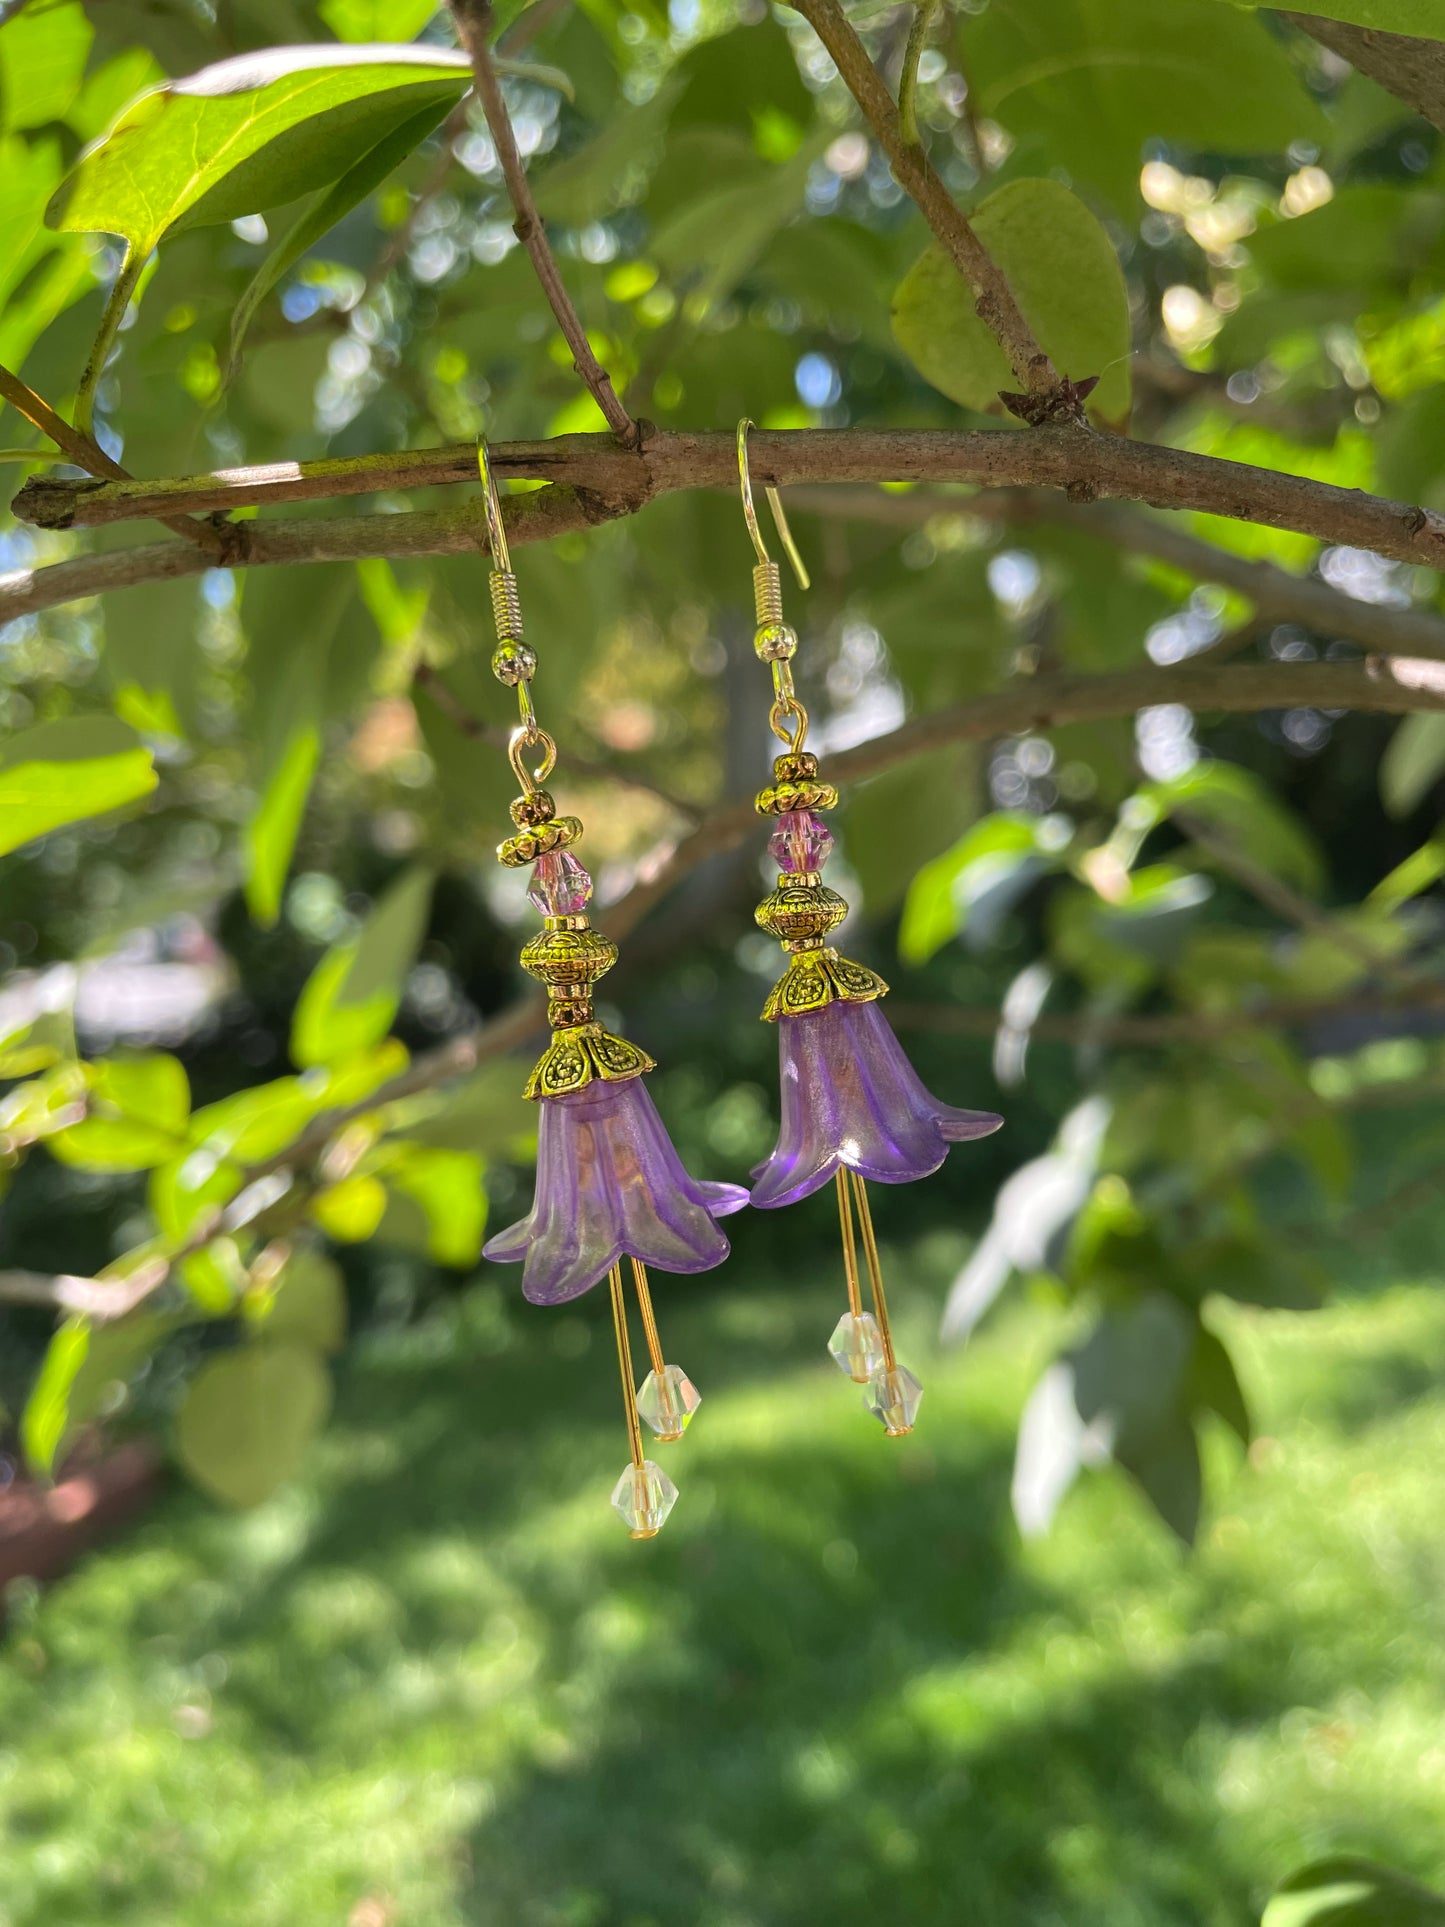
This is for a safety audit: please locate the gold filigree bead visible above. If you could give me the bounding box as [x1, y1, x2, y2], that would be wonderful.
[510, 789, 556, 828]
[755, 881, 848, 944]
[520, 924, 618, 990]
[498, 814, 583, 867]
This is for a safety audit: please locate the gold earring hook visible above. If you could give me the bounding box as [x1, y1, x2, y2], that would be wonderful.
[477, 434, 513, 574]
[736, 419, 810, 590]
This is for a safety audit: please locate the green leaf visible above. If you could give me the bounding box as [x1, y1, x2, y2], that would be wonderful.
[187, 1076, 323, 1163]
[101, 578, 202, 740]
[1381, 713, 1445, 819]
[291, 866, 433, 1069]
[648, 135, 819, 313]
[0, 0, 92, 133]
[309, 1172, 387, 1241]
[841, 747, 978, 919]
[260, 1249, 347, 1352]
[387, 1062, 535, 1158]
[1143, 761, 1324, 896]
[244, 724, 321, 928]
[1116, 1411, 1202, 1546]
[179, 1239, 246, 1314]
[0, 1063, 87, 1148]
[1263, 1857, 1445, 1927]
[1185, 1325, 1251, 1446]
[319, 0, 440, 39]
[20, 1320, 91, 1479]
[174, 1341, 332, 1508]
[48, 1115, 186, 1171]
[965, 0, 1327, 212]
[0, 717, 157, 856]
[382, 1145, 486, 1266]
[226, 97, 452, 380]
[47, 45, 471, 255]
[91, 1053, 190, 1136]
[532, 76, 681, 226]
[900, 812, 1064, 965]
[892, 178, 1130, 423]
[1228, 2, 1445, 29]
[21, 1310, 178, 1478]
[1369, 835, 1445, 912]
[149, 1149, 245, 1243]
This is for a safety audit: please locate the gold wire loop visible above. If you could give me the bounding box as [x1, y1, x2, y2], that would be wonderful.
[736, 418, 810, 590]
[769, 694, 809, 754]
[508, 723, 557, 793]
[477, 435, 513, 574]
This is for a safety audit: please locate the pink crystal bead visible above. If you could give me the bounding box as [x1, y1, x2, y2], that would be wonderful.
[768, 809, 834, 875]
[528, 849, 594, 916]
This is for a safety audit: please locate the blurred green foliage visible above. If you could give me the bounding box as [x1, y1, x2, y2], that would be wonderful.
[2, 1255, 1445, 1924]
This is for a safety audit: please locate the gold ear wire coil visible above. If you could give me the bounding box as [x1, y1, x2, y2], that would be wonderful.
[753, 560, 784, 627]
[489, 570, 525, 644]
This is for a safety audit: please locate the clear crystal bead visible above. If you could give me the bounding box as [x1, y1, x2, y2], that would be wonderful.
[610, 1459, 678, 1537]
[827, 1311, 886, 1384]
[864, 1363, 923, 1436]
[636, 1364, 701, 1441]
[768, 809, 834, 875]
[528, 849, 593, 917]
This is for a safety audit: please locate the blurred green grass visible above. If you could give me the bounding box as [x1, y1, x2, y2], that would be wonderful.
[2, 1234, 1445, 1927]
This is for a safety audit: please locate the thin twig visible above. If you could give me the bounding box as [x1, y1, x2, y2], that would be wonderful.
[448, 0, 639, 446]
[790, 0, 1065, 409]
[897, 0, 938, 150]
[0, 361, 228, 559]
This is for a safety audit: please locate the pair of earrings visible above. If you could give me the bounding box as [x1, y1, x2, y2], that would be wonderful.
[477, 424, 1003, 1538]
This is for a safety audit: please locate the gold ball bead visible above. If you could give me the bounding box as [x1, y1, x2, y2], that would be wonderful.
[492, 641, 538, 686]
[754, 622, 798, 663]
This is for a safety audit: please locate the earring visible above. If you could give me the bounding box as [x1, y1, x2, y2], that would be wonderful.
[474, 439, 747, 1538]
[736, 419, 1004, 1436]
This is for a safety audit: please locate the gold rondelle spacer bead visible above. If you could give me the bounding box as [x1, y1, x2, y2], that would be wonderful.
[498, 814, 583, 867]
[510, 789, 556, 829]
[775, 751, 819, 783]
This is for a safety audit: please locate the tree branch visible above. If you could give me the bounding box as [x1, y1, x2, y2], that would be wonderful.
[789, 0, 1065, 409]
[2, 484, 625, 621]
[1286, 12, 1445, 133]
[448, 0, 639, 446]
[790, 482, 1445, 663]
[11, 426, 1445, 624]
[0, 361, 228, 558]
[889, 988, 1445, 1048]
